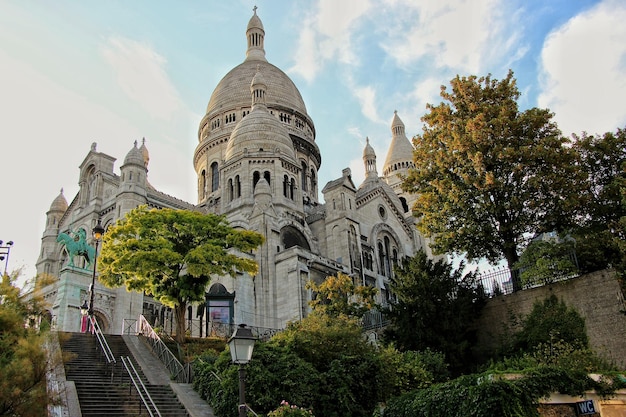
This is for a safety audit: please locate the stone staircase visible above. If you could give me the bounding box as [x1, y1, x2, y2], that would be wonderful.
[61, 332, 190, 417]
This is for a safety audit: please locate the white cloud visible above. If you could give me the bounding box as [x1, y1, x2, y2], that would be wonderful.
[101, 36, 183, 121]
[538, 0, 626, 137]
[289, 0, 372, 81]
[353, 84, 380, 123]
[379, 0, 512, 73]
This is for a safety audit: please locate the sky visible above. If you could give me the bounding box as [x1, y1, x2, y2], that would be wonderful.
[1, 0, 625, 283]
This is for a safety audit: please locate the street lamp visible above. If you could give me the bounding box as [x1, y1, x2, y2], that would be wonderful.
[88, 220, 105, 319]
[0, 240, 14, 275]
[228, 323, 256, 417]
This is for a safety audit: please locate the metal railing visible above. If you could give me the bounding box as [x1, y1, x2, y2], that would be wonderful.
[478, 264, 580, 297]
[122, 318, 138, 335]
[121, 356, 162, 417]
[90, 316, 116, 381]
[136, 314, 191, 383]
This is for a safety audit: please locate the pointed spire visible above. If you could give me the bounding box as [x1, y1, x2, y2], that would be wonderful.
[245, 6, 266, 62]
[383, 111, 414, 177]
[391, 110, 405, 137]
[363, 137, 378, 178]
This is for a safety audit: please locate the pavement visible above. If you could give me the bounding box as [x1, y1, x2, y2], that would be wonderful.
[123, 335, 216, 417]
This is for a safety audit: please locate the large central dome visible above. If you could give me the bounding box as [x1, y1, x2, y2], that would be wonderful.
[198, 7, 313, 143]
[205, 60, 308, 118]
[193, 8, 321, 207]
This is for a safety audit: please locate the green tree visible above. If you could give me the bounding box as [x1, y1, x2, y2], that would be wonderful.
[570, 128, 626, 273]
[382, 251, 486, 376]
[0, 272, 51, 417]
[514, 239, 579, 286]
[511, 294, 588, 354]
[98, 206, 264, 343]
[403, 70, 581, 275]
[306, 272, 378, 319]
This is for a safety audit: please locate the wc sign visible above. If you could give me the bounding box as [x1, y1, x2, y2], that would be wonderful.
[576, 400, 596, 415]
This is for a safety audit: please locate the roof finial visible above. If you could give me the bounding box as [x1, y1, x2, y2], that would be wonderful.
[253, 5, 257, 15]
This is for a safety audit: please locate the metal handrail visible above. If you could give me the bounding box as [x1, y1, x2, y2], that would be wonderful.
[90, 316, 116, 364]
[136, 314, 190, 383]
[121, 356, 162, 417]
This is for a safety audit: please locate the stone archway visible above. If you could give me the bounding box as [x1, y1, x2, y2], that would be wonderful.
[93, 311, 110, 333]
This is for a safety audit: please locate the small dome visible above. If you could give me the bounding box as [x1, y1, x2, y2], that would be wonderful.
[225, 67, 296, 162]
[254, 178, 272, 196]
[363, 137, 376, 158]
[225, 107, 296, 161]
[49, 188, 68, 212]
[124, 140, 145, 166]
[247, 6, 264, 32]
[139, 137, 150, 167]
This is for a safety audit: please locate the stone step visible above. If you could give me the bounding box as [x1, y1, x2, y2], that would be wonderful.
[60, 332, 190, 417]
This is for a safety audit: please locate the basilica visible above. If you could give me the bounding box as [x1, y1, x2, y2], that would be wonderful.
[35, 9, 435, 335]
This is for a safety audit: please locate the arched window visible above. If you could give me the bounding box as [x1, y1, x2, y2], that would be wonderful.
[384, 236, 392, 277]
[377, 242, 386, 276]
[200, 169, 207, 199]
[301, 161, 307, 191]
[289, 178, 295, 200]
[253, 171, 261, 189]
[211, 162, 219, 192]
[400, 197, 409, 213]
[264, 171, 271, 185]
[235, 175, 241, 198]
[228, 179, 233, 202]
[280, 225, 310, 250]
[283, 175, 289, 197]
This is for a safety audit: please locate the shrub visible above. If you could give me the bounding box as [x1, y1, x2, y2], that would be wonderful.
[267, 401, 314, 416]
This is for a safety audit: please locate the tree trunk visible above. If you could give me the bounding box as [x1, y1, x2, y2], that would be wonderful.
[503, 242, 521, 292]
[174, 302, 187, 344]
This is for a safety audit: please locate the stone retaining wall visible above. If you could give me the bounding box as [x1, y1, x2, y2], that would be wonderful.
[475, 269, 626, 368]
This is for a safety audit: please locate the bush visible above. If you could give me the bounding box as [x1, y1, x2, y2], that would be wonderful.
[267, 401, 314, 416]
[511, 295, 588, 353]
[382, 366, 626, 417]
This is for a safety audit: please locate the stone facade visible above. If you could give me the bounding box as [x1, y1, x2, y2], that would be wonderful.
[35, 9, 436, 335]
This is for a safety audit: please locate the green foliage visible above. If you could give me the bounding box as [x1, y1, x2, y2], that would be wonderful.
[378, 346, 449, 398]
[99, 206, 264, 342]
[514, 239, 578, 286]
[193, 343, 319, 417]
[193, 314, 440, 417]
[0, 272, 51, 417]
[267, 401, 314, 416]
[306, 272, 378, 319]
[382, 366, 626, 417]
[403, 70, 581, 269]
[570, 128, 626, 275]
[486, 341, 615, 375]
[571, 229, 621, 275]
[382, 250, 486, 375]
[382, 294, 620, 417]
[510, 295, 588, 354]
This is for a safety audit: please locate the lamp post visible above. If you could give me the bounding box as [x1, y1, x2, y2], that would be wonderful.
[0, 240, 14, 275]
[88, 220, 105, 320]
[228, 323, 256, 417]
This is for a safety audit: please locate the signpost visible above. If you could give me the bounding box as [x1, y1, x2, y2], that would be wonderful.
[576, 400, 596, 415]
